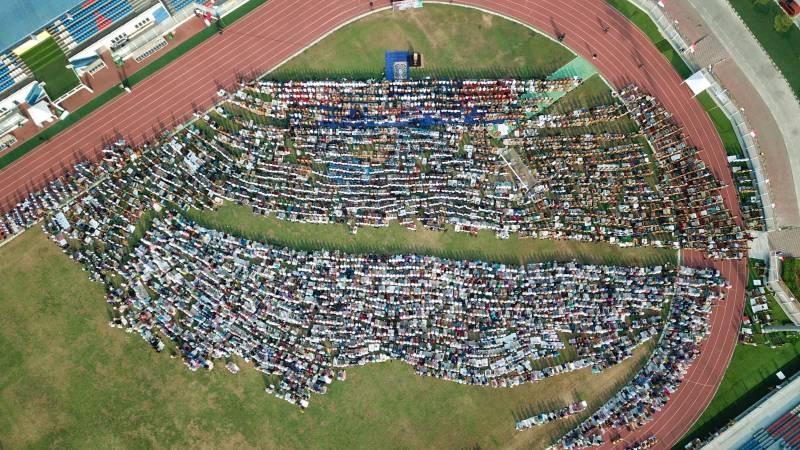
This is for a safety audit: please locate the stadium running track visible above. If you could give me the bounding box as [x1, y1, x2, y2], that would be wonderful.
[0, 0, 747, 448]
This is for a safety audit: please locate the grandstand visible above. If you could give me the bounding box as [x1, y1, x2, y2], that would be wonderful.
[169, 0, 200, 13]
[0, 0, 209, 97]
[704, 369, 800, 450]
[0, 53, 30, 95]
[44, 0, 217, 54]
[47, 0, 140, 51]
[741, 404, 800, 449]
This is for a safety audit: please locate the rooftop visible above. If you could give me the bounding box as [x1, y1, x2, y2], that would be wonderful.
[0, 0, 79, 52]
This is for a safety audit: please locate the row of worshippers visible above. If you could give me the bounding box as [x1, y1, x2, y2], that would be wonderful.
[258, 78, 581, 127]
[515, 400, 589, 431]
[729, 159, 768, 231]
[622, 436, 659, 450]
[1, 76, 726, 413]
[50, 203, 723, 408]
[0, 162, 97, 241]
[205, 79, 746, 256]
[618, 85, 748, 258]
[5, 79, 750, 261]
[552, 266, 727, 449]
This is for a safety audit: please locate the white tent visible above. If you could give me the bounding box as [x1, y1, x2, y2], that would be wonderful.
[685, 70, 712, 96]
[28, 101, 54, 127]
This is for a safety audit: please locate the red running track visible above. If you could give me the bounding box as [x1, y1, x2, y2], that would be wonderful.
[0, 1, 746, 448]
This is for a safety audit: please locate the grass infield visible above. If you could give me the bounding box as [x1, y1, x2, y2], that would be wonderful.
[186, 202, 675, 267]
[0, 220, 655, 449]
[0, 6, 664, 448]
[270, 4, 573, 81]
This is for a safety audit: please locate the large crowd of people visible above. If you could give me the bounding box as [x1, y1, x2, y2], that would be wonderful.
[617, 85, 747, 258]
[5, 78, 748, 259]
[552, 266, 726, 448]
[0, 77, 738, 438]
[0, 162, 98, 241]
[105, 215, 691, 407]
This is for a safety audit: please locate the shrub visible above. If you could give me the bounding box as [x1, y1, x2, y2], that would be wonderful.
[774, 13, 795, 33]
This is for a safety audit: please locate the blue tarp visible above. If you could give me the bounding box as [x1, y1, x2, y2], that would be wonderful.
[25, 82, 46, 104]
[69, 54, 99, 69]
[384, 51, 410, 81]
[0, 0, 81, 52]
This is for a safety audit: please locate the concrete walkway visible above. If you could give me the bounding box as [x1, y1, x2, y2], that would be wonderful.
[762, 324, 800, 333]
[768, 229, 800, 256]
[685, 0, 800, 228]
[748, 230, 770, 260]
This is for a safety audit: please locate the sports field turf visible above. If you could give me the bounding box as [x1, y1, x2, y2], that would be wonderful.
[549, 75, 615, 113]
[0, 6, 666, 448]
[186, 202, 676, 267]
[19, 37, 80, 100]
[0, 227, 653, 449]
[272, 4, 574, 80]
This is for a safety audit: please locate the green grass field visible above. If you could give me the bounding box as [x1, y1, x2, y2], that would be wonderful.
[549, 75, 616, 113]
[19, 37, 80, 99]
[766, 292, 794, 326]
[0, 6, 665, 448]
[272, 4, 574, 80]
[728, 0, 800, 100]
[0, 227, 654, 449]
[185, 202, 675, 267]
[781, 257, 800, 298]
[695, 91, 743, 157]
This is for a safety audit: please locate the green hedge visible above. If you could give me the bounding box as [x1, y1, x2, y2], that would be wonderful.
[696, 91, 743, 157]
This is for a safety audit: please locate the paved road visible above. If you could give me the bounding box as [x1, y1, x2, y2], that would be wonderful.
[686, 0, 800, 228]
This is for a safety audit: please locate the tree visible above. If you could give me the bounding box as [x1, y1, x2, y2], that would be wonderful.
[774, 13, 795, 33]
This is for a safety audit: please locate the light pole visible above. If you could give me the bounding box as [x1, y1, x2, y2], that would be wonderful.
[114, 56, 130, 92]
